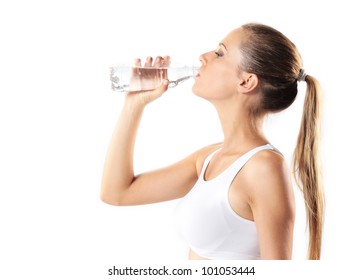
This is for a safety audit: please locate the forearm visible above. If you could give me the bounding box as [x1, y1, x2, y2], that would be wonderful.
[101, 56, 170, 205]
[100, 99, 145, 205]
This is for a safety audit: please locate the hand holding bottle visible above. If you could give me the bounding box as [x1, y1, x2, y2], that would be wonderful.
[131, 56, 170, 90]
[110, 56, 199, 105]
[120, 56, 171, 106]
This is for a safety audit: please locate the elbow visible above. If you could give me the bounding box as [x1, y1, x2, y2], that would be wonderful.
[100, 194, 121, 206]
[100, 176, 135, 206]
[100, 186, 126, 206]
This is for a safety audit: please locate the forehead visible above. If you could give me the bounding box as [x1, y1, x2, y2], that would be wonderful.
[219, 28, 245, 62]
[221, 28, 245, 47]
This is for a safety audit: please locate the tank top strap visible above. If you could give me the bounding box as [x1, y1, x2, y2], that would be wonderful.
[200, 148, 221, 179]
[223, 144, 279, 183]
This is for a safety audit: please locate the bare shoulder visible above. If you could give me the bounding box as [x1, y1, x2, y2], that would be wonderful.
[238, 149, 294, 210]
[252, 149, 288, 175]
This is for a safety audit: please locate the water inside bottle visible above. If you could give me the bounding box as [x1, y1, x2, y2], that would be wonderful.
[110, 66, 166, 92]
[110, 65, 198, 92]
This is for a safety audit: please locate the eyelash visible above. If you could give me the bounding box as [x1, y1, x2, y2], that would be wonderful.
[215, 51, 223, 57]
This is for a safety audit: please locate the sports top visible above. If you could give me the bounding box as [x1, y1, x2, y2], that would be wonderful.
[174, 144, 279, 260]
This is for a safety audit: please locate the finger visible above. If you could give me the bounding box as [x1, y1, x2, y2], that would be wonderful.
[134, 58, 141, 67]
[153, 56, 162, 67]
[162, 55, 171, 67]
[132, 58, 142, 76]
[160, 56, 170, 80]
[144, 56, 153, 67]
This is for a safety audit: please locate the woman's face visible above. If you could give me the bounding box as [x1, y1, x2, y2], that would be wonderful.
[192, 28, 244, 100]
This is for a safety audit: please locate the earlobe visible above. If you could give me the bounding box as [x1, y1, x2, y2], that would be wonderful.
[238, 74, 259, 94]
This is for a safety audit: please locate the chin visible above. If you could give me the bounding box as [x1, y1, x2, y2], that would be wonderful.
[191, 85, 204, 98]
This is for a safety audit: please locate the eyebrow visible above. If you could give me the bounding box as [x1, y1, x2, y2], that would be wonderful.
[219, 43, 228, 52]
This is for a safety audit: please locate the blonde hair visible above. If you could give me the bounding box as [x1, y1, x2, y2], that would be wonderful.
[293, 75, 324, 259]
[240, 23, 325, 259]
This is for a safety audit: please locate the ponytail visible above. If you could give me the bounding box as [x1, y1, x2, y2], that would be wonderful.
[293, 75, 325, 259]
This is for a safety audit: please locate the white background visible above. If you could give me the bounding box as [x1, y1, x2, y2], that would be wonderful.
[1, 0, 362, 279]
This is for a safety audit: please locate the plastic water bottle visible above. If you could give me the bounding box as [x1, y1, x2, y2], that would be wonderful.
[110, 63, 199, 93]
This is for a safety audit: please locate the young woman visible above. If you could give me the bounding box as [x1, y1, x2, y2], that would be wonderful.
[101, 23, 324, 260]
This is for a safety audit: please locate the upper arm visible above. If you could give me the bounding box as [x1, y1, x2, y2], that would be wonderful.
[104, 145, 218, 206]
[123, 153, 199, 205]
[244, 152, 295, 259]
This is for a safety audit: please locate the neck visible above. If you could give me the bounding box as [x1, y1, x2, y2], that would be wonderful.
[213, 99, 267, 152]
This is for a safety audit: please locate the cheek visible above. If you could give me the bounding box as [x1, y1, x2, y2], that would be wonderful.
[192, 71, 238, 99]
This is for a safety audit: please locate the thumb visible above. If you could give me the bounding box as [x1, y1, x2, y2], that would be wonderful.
[154, 79, 169, 95]
[160, 79, 170, 90]
[141, 79, 169, 105]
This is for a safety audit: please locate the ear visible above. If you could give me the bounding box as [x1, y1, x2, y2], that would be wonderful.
[238, 73, 259, 94]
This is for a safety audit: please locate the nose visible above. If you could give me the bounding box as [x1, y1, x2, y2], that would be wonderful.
[199, 52, 208, 65]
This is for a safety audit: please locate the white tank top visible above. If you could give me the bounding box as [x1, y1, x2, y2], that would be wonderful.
[174, 144, 278, 260]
